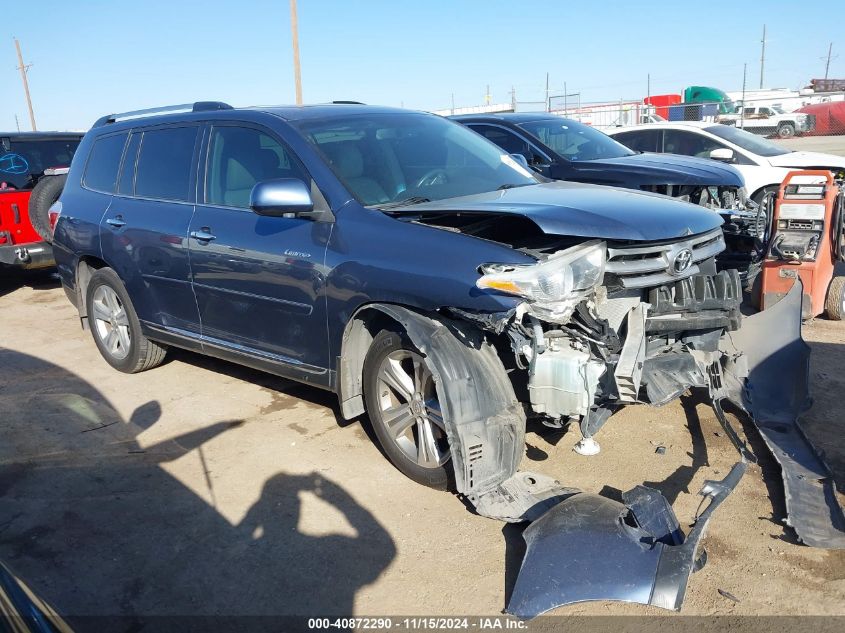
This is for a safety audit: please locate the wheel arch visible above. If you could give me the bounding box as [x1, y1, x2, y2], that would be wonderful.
[75, 256, 110, 329]
[338, 302, 526, 495]
[337, 303, 419, 420]
[750, 183, 780, 203]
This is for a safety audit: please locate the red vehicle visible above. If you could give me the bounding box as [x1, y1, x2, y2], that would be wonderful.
[0, 132, 82, 270]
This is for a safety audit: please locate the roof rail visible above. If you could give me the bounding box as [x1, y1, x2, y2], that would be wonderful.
[331, 100, 366, 105]
[93, 101, 233, 127]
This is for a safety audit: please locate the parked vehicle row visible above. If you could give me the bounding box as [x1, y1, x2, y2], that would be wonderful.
[607, 121, 845, 201]
[451, 113, 769, 287]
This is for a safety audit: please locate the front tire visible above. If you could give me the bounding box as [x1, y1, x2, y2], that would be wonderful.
[777, 123, 796, 139]
[85, 267, 167, 373]
[825, 276, 845, 321]
[363, 329, 452, 489]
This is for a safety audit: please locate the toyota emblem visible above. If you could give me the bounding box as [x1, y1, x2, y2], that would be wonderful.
[672, 248, 693, 274]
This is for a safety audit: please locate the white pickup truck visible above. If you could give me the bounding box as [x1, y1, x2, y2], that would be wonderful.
[718, 105, 813, 138]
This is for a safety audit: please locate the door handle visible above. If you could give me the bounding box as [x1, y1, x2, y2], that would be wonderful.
[190, 228, 216, 242]
[106, 216, 126, 228]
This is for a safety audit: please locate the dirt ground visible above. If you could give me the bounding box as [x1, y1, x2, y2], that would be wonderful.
[1, 138, 845, 627]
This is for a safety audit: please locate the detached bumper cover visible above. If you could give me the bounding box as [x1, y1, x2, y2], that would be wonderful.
[727, 280, 845, 548]
[0, 241, 54, 269]
[507, 463, 746, 618]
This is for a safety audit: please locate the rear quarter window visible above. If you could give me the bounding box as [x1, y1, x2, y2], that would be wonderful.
[83, 133, 129, 193]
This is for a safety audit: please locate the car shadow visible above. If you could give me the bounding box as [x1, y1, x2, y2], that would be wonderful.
[0, 268, 60, 299]
[166, 347, 351, 428]
[0, 349, 396, 629]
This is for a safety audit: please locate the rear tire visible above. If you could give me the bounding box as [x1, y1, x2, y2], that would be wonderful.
[752, 185, 779, 207]
[28, 174, 67, 243]
[777, 123, 795, 139]
[363, 329, 452, 490]
[85, 267, 167, 372]
[825, 276, 845, 321]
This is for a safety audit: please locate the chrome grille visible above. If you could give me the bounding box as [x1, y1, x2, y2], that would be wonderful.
[605, 229, 725, 289]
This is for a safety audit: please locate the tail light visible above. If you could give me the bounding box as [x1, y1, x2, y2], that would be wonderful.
[48, 200, 63, 233]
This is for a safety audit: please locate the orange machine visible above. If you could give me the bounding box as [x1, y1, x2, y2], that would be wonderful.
[760, 170, 845, 319]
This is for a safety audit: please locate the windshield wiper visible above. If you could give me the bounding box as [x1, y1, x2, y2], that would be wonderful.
[375, 196, 431, 210]
[497, 183, 532, 190]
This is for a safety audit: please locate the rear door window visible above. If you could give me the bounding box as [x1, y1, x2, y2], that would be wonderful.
[83, 133, 129, 193]
[135, 127, 198, 202]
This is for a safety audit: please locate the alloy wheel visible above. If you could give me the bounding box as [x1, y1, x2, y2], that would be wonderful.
[91, 285, 131, 361]
[375, 349, 449, 468]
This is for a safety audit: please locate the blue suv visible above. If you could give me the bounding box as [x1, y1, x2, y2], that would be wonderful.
[53, 102, 835, 614]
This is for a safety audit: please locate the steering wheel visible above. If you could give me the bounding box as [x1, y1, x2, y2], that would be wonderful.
[414, 169, 448, 189]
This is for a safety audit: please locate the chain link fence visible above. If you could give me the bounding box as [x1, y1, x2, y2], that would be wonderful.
[547, 94, 845, 137]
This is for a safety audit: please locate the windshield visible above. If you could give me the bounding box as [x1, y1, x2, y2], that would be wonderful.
[0, 138, 79, 190]
[704, 124, 792, 157]
[517, 118, 634, 161]
[293, 113, 537, 207]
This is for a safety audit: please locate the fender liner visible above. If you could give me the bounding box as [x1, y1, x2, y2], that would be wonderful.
[360, 305, 526, 495]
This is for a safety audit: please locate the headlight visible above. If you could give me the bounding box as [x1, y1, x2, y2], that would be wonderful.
[476, 240, 606, 302]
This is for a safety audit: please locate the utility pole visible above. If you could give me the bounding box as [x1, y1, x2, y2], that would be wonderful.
[485, 84, 491, 105]
[289, 0, 303, 105]
[15, 115, 20, 132]
[451, 93, 455, 114]
[564, 81, 568, 113]
[509, 86, 516, 111]
[823, 42, 836, 80]
[14, 38, 36, 131]
[545, 72, 550, 112]
[759, 24, 766, 89]
[741, 63, 747, 130]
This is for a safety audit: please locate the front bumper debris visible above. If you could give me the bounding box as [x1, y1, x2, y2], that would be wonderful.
[395, 270, 842, 618]
[507, 463, 746, 617]
[725, 279, 845, 548]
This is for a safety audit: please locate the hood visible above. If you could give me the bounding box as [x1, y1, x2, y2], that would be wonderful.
[390, 181, 723, 242]
[767, 151, 845, 170]
[571, 152, 744, 187]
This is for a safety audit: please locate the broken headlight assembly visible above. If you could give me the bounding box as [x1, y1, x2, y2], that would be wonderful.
[476, 241, 606, 321]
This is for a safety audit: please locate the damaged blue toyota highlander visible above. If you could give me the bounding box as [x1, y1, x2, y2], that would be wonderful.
[52, 103, 839, 616]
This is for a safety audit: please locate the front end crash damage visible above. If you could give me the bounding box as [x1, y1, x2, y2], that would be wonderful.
[387, 242, 842, 616]
[640, 184, 771, 289]
[508, 462, 746, 617]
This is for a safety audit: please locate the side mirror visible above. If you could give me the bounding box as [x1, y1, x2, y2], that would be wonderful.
[509, 153, 530, 169]
[250, 179, 314, 217]
[709, 148, 735, 162]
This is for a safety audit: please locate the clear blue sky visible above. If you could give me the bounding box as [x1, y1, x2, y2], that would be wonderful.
[3, 0, 842, 131]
